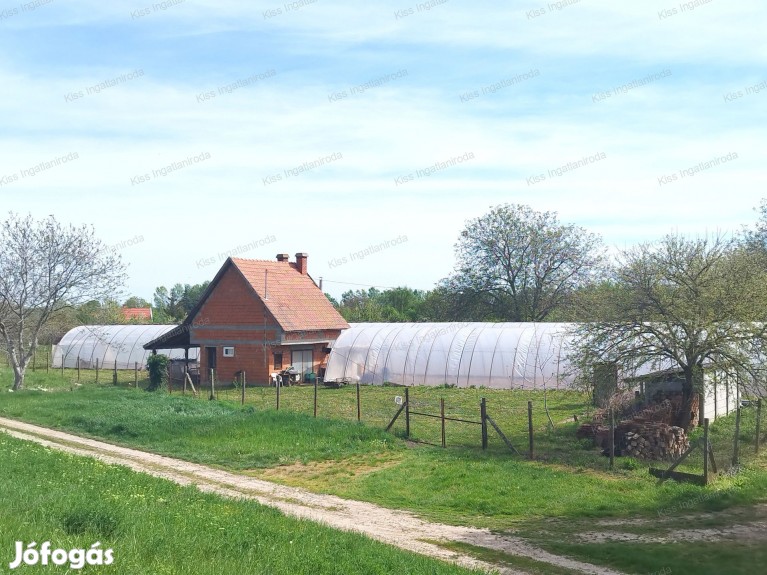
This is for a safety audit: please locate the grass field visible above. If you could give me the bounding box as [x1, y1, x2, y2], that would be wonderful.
[0, 434, 480, 575]
[2, 368, 766, 574]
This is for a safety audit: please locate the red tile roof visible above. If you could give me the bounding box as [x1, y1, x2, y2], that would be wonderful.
[121, 307, 153, 321]
[230, 258, 349, 332]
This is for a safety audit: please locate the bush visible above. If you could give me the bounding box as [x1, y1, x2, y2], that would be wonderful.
[146, 354, 169, 392]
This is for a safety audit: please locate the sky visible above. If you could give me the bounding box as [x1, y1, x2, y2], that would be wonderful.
[1, 0, 765, 301]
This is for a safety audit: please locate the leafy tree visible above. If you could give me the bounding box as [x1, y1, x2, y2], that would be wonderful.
[324, 293, 340, 307]
[569, 233, 767, 431]
[744, 198, 767, 255]
[334, 287, 428, 322]
[124, 296, 151, 308]
[557, 280, 629, 322]
[337, 289, 387, 322]
[0, 213, 125, 390]
[376, 287, 427, 321]
[152, 285, 184, 322]
[152, 282, 210, 323]
[77, 299, 124, 324]
[418, 286, 457, 322]
[181, 282, 210, 314]
[442, 204, 605, 322]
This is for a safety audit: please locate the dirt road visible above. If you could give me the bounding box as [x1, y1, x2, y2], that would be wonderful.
[0, 417, 629, 575]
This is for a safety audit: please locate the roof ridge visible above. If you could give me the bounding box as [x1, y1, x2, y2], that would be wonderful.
[230, 257, 290, 264]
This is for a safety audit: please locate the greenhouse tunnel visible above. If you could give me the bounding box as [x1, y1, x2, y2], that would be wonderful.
[324, 323, 578, 389]
[52, 325, 198, 370]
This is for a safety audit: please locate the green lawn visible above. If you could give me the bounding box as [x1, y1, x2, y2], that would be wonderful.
[2, 384, 765, 528]
[2, 372, 765, 575]
[0, 434, 480, 575]
[0, 386, 401, 469]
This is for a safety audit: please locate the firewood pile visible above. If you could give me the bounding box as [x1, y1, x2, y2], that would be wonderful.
[618, 422, 689, 460]
[576, 393, 694, 461]
[644, 391, 699, 428]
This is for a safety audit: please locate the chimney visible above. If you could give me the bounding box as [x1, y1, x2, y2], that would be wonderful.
[276, 253, 289, 262]
[295, 252, 308, 275]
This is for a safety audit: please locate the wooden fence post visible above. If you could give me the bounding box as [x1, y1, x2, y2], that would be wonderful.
[95, 359, 99, 383]
[168, 363, 172, 394]
[528, 401, 534, 460]
[356, 381, 361, 422]
[134, 362, 138, 387]
[405, 387, 410, 438]
[33, 351, 36, 372]
[113, 359, 118, 386]
[183, 365, 187, 395]
[276, 374, 280, 410]
[480, 397, 488, 450]
[440, 398, 446, 448]
[241, 371, 246, 406]
[77, 357, 80, 383]
[756, 399, 762, 455]
[704, 418, 710, 485]
[46, 349, 49, 373]
[209, 368, 215, 400]
[609, 408, 615, 470]
[733, 408, 741, 466]
[313, 375, 318, 417]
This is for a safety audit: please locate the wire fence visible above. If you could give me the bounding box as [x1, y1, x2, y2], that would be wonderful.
[3, 349, 764, 478]
[0, 347, 150, 388]
[592, 398, 765, 482]
[172, 370, 583, 456]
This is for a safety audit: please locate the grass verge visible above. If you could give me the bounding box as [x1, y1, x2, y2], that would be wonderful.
[2, 386, 765, 530]
[0, 433, 480, 575]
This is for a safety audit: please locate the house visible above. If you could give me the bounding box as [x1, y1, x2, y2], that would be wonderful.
[144, 253, 349, 385]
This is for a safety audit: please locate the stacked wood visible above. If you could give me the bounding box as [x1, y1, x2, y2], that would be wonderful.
[617, 422, 689, 460]
[576, 390, 697, 460]
[648, 391, 700, 428]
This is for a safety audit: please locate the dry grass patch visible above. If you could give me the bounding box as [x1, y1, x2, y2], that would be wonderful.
[248, 452, 407, 490]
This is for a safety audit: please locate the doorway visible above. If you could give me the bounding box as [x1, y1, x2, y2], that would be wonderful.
[291, 349, 313, 381]
[206, 346, 217, 372]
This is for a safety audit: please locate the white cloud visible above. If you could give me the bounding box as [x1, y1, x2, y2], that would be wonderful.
[0, 1, 764, 299]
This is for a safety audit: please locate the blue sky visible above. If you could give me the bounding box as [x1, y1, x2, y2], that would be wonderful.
[1, 0, 765, 301]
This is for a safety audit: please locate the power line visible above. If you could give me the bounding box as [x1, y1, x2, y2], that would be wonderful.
[321, 279, 405, 290]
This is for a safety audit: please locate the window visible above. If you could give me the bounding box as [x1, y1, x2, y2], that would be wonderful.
[273, 353, 283, 370]
[223, 347, 235, 357]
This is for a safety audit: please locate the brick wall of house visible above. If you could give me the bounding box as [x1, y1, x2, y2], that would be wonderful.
[191, 265, 278, 384]
[190, 264, 341, 385]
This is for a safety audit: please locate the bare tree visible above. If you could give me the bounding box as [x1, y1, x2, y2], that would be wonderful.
[0, 213, 126, 390]
[446, 204, 605, 321]
[569, 233, 767, 431]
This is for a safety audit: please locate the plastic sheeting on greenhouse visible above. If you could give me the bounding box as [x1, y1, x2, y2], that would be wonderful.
[324, 323, 578, 389]
[52, 325, 198, 370]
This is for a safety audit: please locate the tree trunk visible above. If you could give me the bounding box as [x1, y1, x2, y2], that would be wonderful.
[677, 391, 695, 432]
[675, 367, 702, 432]
[12, 363, 25, 391]
[8, 345, 30, 391]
